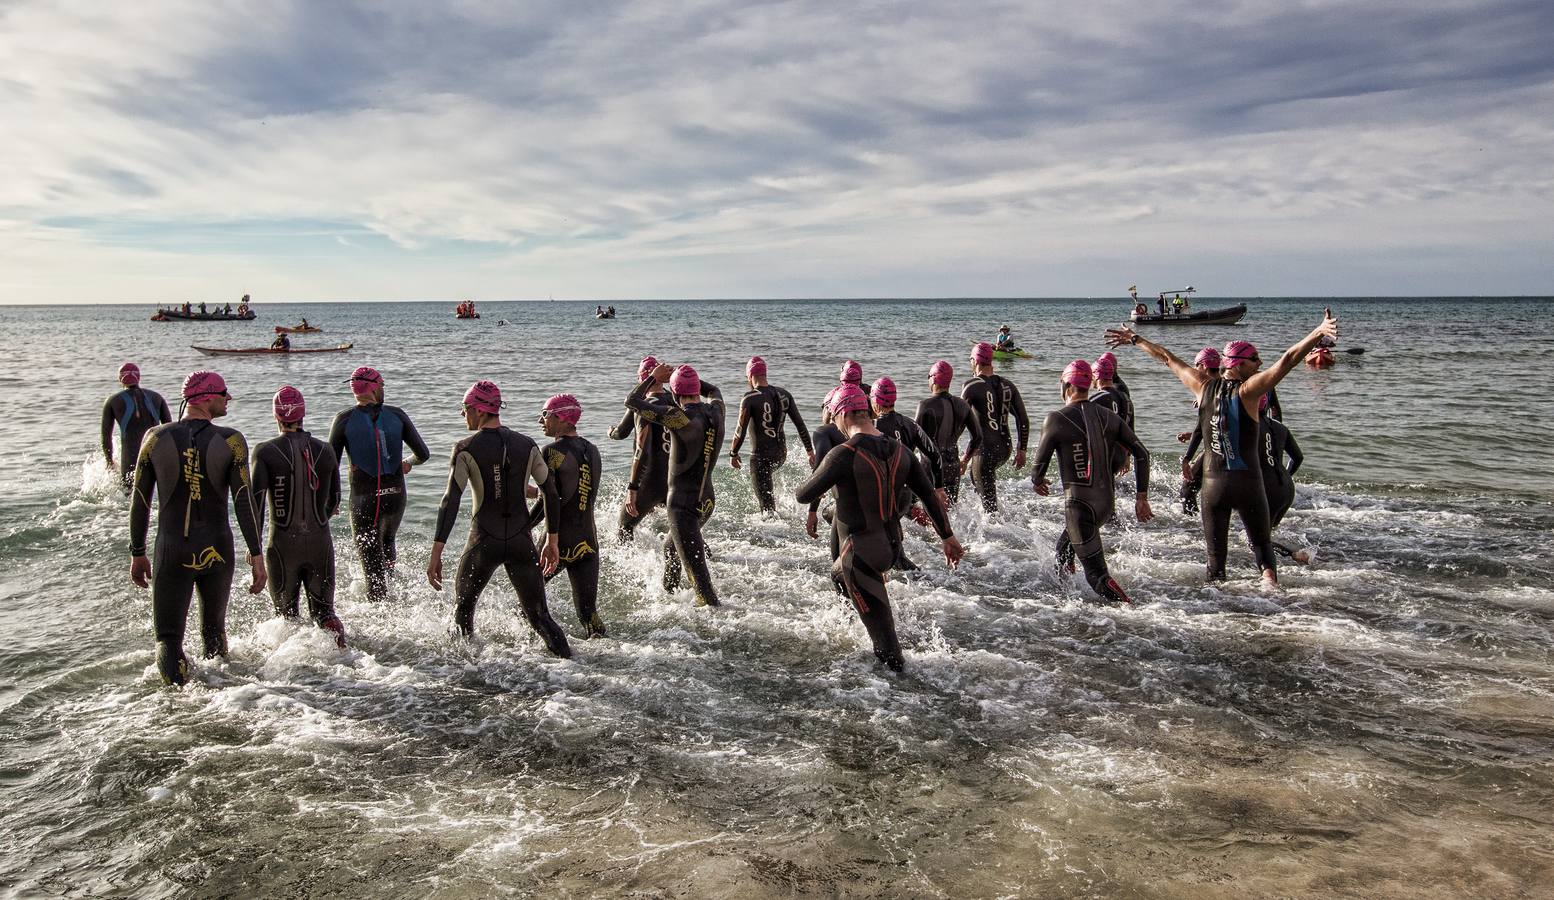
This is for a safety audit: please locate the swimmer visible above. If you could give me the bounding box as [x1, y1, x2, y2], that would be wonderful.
[1177, 347, 1221, 515]
[1106, 308, 1339, 586]
[251, 386, 346, 647]
[128, 371, 266, 686]
[101, 362, 172, 493]
[839, 359, 864, 387]
[328, 367, 430, 602]
[915, 360, 981, 505]
[426, 381, 570, 655]
[805, 387, 850, 552]
[870, 376, 945, 570]
[611, 356, 671, 540]
[529, 394, 608, 638]
[960, 342, 1030, 512]
[1031, 361, 1154, 604]
[729, 356, 815, 514]
[1090, 353, 1136, 475]
[795, 384, 965, 671]
[1256, 394, 1311, 564]
[626, 364, 726, 606]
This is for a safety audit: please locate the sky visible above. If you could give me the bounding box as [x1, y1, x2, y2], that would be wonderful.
[2, 0, 1552, 303]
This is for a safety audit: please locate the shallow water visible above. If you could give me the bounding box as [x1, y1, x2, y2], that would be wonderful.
[1, 297, 1551, 897]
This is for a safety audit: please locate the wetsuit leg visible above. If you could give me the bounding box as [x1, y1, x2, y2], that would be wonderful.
[349, 473, 405, 602]
[1065, 499, 1130, 604]
[939, 457, 961, 505]
[617, 483, 666, 540]
[832, 533, 904, 670]
[1237, 488, 1278, 575]
[750, 448, 785, 514]
[499, 536, 572, 658]
[970, 441, 1011, 512]
[194, 561, 235, 658]
[661, 535, 683, 591]
[1055, 530, 1076, 574]
[566, 555, 604, 636]
[666, 506, 718, 606]
[453, 538, 504, 637]
[150, 556, 198, 686]
[1199, 478, 1235, 581]
[265, 545, 303, 618]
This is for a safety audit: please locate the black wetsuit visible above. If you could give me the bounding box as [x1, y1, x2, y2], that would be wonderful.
[960, 374, 1030, 512]
[730, 384, 813, 513]
[795, 433, 952, 670]
[1089, 384, 1136, 475]
[611, 403, 670, 539]
[252, 429, 341, 628]
[328, 403, 430, 601]
[1258, 417, 1306, 561]
[1197, 378, 1277, 579]
[874, 409, 944, 568]
[432, 426, 570, 656]
[529, 435, 606, 637]
[915, 391, 981, 504]
[129, 419, 264, 685]
[625, 377, 726, 606]
[1031, 402, 1151, 604]
[101, 387, 172, 491]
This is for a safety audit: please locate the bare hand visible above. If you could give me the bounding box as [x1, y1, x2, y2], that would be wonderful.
[805, 510, 819, 540]
[1104, 326, 1136, 349]
[1013, 449, 1027, 470]
[427, 552, 444, 590]
[935, 488, 949, 510]
[401, 461, 413, 475]
[942, 535, 966, 568]
[807, 451, 816, 468]
[525, 484, 539, 499]
[1033, 479, 1050, 496]
[247, 554, 268, 594]
[652, 363, 673, 383]
[130, 555, 151, 588]
[1176, 431, 1192, 444]
[625, 490, 639, 518]
[541, 537, 560, 576]
[1313, 307, 1339, 342]
[1136, 495, 1154, 524]
[729, 452, 742, 470]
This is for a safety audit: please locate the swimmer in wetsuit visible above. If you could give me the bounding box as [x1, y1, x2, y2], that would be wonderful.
[804, 388, 850, 553]
[328, 366, 430, 602]
[626, 363, 726, 607]
[870, 376, 946, 570]
[729, 356, 815, 514]
[961, 342, 1030, 512]
[427, 381, 570, 655]
[1106, 308, 1339, 586]
[612, 355, 671, 540]
[1031, 361, 1154, 604]
[101, 362, 172, 493]
[128, 371, 267, 686]
[529, 393, 608, 638]
[1090, 354, 1136, 476]
[251, 386, 346, 647]
[1177, 347, 1222, 515]
[794, 384, 965, 671]
[915, 360, 981, 505]
[1256, 395, 1311, 564]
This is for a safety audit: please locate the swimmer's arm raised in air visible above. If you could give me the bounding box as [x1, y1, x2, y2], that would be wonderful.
[626, 376, 690, 430]
[1105, 327, 1208, 396]
[1241, 309, 1340, 407]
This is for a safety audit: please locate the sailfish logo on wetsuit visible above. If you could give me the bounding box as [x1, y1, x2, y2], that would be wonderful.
[182, 447, 204, 501]
[577, 462, 593, 511]
[183, 546, 225, 571]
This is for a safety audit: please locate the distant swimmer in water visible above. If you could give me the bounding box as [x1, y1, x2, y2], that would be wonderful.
[529, 393, 608, 638]
[795, 384, 964, 671]
[328, 367, 430, 602]
[1256, 394, 1312, 564]
[427, 381, 570, 655]
[627, 363, 726, 607]
[1107, 308, 1339, 587]
[870, 376, 945, 571]
[729, 356, 815, 515]
[915, 360, 981, 505]
[251, 386, 346, 647]
[128, 371, 266, 686]
[1031, 361, 1154, 605]
[611, 355, 670, 540]
[961, 342, 1030, 512]
[101, 362, 171, 493]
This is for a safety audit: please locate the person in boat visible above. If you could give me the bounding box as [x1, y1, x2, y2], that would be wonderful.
[1156, 295, 1167, 316]
[183, 301, 192, 315]
[299, 317, 310, 329]
[1171, 294, 1184, 315]
[607, 306, 615, 316]
[271, 333, 291, 351]
[1180, 295, 1191, 314]
[596, 305, 605, 316]
[101, 362, 172, 493]
[995, 325, 1017, 353]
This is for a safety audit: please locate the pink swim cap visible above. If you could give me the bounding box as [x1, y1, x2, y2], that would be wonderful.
[462, 380, 503, 414]
[1222, 340, 1259, 365]
[827, 383, 870, 415]
[182, 370, 227, 401]
[118, 362, 141, 386]
[929, 360, 953, 387]
[839, 359, 862, 385]
[871, 376, 896, 408]
[638, 355, 659, 381]
[350, 366, 382, 396]
[1062, 359, 1093, 390]
[746, 356, 767, 378]
[1259, 392, 1272, 412]
[971, 342, 994, 365]
[1194, 347, 1221, 369]
[543, 393, 582, 425]
[273, 385, 306, 423]
[1093, 355, 1117, 381]
[669, 364, 701, 396]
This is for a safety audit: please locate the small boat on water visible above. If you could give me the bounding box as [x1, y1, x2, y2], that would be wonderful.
[594, 305, 617, 319]
[153, 307, 256, 322]
[455, 300, 480, 319]
[1126, 284, 1246, 325]
[970, 340, 1033, 360]
[275, 324, 322, 334]
[192, 343, 353, 357]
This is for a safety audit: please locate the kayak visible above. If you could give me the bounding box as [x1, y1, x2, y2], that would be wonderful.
[192, 343, 353, 357]
[972, 340, 1033, 360]
[275, 325, 322, 334]
[1130, 303, 1247, 325]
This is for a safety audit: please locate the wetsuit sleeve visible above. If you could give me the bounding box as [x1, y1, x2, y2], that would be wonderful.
[963, 399, 983, 455]
[100, 397, 116, 461]
[1031, 412, 1061, 485]
[398, 410, 431, 466]
[433, 448, 470, 544]
[730, 393, 754, 455]
[1285, 430, 1304, 477]
[700, 380, 725, 414]
[157, 394, 172, 424]
[783, 390, 813, 453]
[1010, 382, 1030, 451]
[794, 443, 852, 506]
[608, 408, 636, 441]
[128, 432, 157, 556]
[904, 452, 953, 539]
[323, 445, 341, 518]
[250, 446, 271, 514]
[1183, 425, 1203, 462]
[528, 445, 561, 536]
[626, 377, 690, 429]
[227, 433, 264, 556]
[1114, 418, 1151, 496]
[328, 409, 348, 465]
[907, 420, 944, 488]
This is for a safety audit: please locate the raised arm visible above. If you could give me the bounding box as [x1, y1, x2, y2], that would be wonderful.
[1241, 309, 1340, 406]
[625, 375, 690, 430]
[607, 408, 636, 441]
[1104, 326, 1209, 397]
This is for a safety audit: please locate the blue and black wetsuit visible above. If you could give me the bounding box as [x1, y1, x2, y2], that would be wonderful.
[129, 419, 264, 685]
[433, 426, 569, 655]
[101, 387, 171, 491]
[915, 391, 980, 504]
[960, 374, 1029, 512]
[252, 429, 342, 635]
[730, 384, 813, 513]
[328, 402, 430, 601]
[1197, 378, 1277, 579]
[530, 435, 606, 637]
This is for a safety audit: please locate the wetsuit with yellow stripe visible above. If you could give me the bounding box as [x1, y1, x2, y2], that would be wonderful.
[529, 434, 606, 637]
[610, 404, 670, 539]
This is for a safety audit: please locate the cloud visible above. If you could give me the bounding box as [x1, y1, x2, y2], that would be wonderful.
[1, 0, 1551, 300]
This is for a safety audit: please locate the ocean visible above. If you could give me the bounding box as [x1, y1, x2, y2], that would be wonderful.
[1, 297, 1551, 898]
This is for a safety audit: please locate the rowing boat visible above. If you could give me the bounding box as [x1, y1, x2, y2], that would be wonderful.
[192, 343, 353, 357]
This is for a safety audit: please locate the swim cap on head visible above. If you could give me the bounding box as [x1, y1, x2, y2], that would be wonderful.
[118, 362, 141, 386]
[1062, 359, 1093, 390]
[871, 376, 896, 408]
[971, 342, 994, 365]
[182, 370, 227, 400]
[839, 359, 862, 385]
[1194, 347, 1221, 369]
[462, 380, 503, 414]
[827, 383, 870, 415]
[669, 364, 701, 396]
[350, 366, 382, 396]
[638, 355, 660, 381]
[273, 385, 306, 423]
[1093, 355, 1117, 381]
[1222, 340, 1258, 365]
[746, 356, 767, 378]
[821, 386, 841, 411]
[543, 393, 582, 425]
[929, 360, 953, 387]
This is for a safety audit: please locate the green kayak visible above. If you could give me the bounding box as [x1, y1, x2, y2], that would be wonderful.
[972, 340, 1033, 360]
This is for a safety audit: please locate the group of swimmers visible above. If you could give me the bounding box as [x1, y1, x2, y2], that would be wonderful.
[103, 308, 1337, 683]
